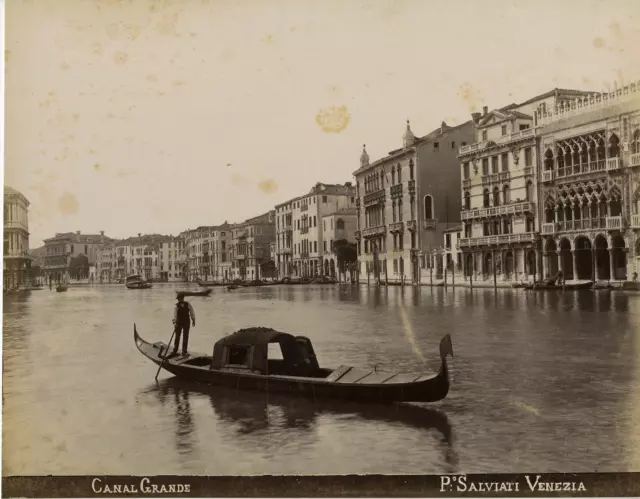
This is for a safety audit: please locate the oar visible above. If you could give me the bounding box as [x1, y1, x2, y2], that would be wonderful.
[155, 328, 176, 381]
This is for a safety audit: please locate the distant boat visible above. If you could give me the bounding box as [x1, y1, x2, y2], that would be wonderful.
[125, 274, 152, 289]
[177, 289, 212, 298]
[196, 279, 224, 287]
[56, 285, 68, 292]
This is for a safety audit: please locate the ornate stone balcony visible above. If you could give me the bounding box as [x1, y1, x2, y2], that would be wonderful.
[629, 152, 640, 168]
[362, 225, 386, 238]
[524, 166, 533, 176]
[631, 214, 640, 229]
[606, 215, 623, 230]
[460, 201, 535, 221]
[363, 189, 385, 208]
[606, 157, 621, 171]
[542, 170, 554, 183]
[406, 220, 417, 232]
[462, 178, 471, 188]
[458, 127, 536, 155]
[459, 232, 536, 248]
[542, 223, 557, 235]
[499, 171, 510, 182]
[390, 184, 403, 198]
[389, 221, 404, 233]
[423, 219, 437, 229]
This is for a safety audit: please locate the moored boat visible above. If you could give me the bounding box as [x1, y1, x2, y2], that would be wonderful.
[177, 289, 212, 298]
[56, 285, 68, 292]
[134, 325, 453, 404]
[227, 284, 239, 290]
[197, 279, 225, 287]
[125, 274, 152, 289]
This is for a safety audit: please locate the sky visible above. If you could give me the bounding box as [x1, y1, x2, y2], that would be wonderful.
[4, 0, 640, 247]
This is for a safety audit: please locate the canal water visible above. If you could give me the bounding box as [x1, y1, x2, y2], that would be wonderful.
[3, 284, 639, 476]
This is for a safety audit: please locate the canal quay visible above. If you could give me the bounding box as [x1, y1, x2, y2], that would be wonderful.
[3, 283, 639, 476]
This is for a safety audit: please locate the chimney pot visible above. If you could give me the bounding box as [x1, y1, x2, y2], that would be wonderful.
[76, 230, 81, 235]
[471, 112, 482, 123]
[483, 106, 488, 116]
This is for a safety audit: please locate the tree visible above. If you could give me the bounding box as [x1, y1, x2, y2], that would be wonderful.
[68, 254, 90, 280]
[333, 239, 357, 281]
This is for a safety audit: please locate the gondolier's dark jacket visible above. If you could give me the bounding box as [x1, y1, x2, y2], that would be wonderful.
[173, 301, 196, 326]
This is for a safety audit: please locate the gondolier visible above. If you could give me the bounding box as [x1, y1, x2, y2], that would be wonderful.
[172, 295, 196, 356]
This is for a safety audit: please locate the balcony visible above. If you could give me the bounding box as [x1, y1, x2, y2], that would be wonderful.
[460, 201, 535, 221]
[462, 178, 471, 188]
[390, 184, 403, 198]
[389, 221, 404, 233]
[423, 219, 437, 229]
[406, 220, 417, 231]
[606, 157, 621, 171]
[499, 171, 510, 182]
[458, 127, 536, 155]
[284, 225, 293, 232]
[541, 223, 556, 235]
[301, 251, 309, 258]
[363, 189, 385, 208]
[556, 160, 606, 179]
[523, 166, 533, 176]
[629, 152, 640, 168]
[362, 225, 386, 237]
[606, 216, 623, 230]
[300, 226, 309, 234]
[542, 170, 554, 183]
[300, 204, 308, 212]
[459, 232, 536, 247]
[481, 175, 491, 186]
[631, 214, 640, 229]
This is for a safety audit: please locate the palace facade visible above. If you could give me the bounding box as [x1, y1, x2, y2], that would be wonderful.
[537, 81, 640, 282]
[354, 119, 474, 284]
[457, 88, 593, 284]
[275, 183, 356, 278]
[3, 186, 32, 290]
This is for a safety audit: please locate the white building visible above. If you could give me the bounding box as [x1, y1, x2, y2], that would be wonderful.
[275, 182, 356, 278]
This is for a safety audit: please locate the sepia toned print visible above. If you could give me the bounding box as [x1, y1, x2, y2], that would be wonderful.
[3, 0, 640, 496]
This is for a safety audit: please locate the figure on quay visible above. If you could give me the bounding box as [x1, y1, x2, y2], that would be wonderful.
[172, 294, 196, 356]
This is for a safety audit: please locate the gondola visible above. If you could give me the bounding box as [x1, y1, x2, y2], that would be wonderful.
[197, 279, 224, 287]
[133, 325, 453, 404]
[125, 274, 152, 289]
[56, 285, 68, 292]
[176, 289, 212, 298]
[523, 281, 593, 291]
[227, 284, 239, 290]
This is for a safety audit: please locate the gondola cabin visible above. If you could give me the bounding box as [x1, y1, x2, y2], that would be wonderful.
[207, 328, 329, 378]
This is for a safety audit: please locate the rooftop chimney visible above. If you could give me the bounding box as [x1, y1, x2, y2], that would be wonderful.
[471, 112, 482, 123]
[483, 106, 488, 116]
[440, 121, 447, 133]
[76, 230, 81, 235]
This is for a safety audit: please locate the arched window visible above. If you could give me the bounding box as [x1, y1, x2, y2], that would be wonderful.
[397, 163, 402, 183]
[391, 166, 396, 184]
[424, 195, 434, 220]
[609, 134, 620, 158]
[503, 185, 510, 204]
[493, 186, 500, 206]
[632, 130, 640, 154]
[336, 218, 345, 230]
[483, 189, 490, 208]
[544, 149, 554, 171]
[464, 191, 471, 210]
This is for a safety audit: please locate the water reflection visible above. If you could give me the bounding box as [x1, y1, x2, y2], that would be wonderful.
[142, 378, 456, 468]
